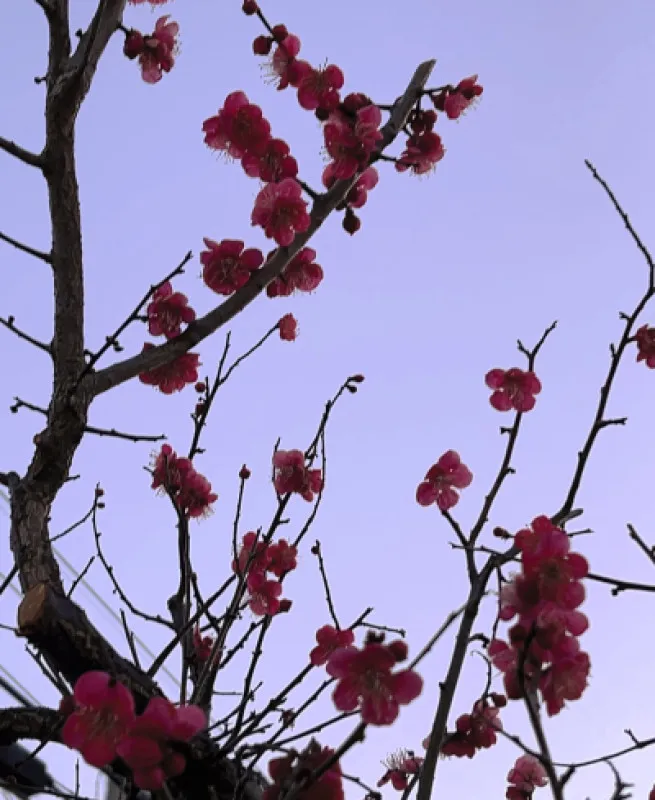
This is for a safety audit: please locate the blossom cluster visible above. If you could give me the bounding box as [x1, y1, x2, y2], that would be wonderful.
[138, 282, 200, 394]
[60, 672, 206, 790]
[233, 530, 297, 616]
[438, 693, 506, 759]
[489, 515, 591, 716]
[150, 443, 218, 518]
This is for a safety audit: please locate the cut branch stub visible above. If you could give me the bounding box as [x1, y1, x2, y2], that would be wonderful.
[17, 583, 163, 709]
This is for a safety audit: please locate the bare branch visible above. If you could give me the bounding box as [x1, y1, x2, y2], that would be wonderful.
[585, 159, 655, 288]
[553, 165, 655, 525]
[0, 231, 51, 263]
[0, 316, 51, 355]
[0, 707, 61, 745]
[0, 138, 44, 169]
[10, 397, 165, 442]
[89, 60, 437, 396]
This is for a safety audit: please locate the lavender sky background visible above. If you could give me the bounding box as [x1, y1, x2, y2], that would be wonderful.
[2, 0, 655, 798]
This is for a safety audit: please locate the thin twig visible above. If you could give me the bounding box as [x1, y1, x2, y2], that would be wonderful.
[0, 316, 51, 353]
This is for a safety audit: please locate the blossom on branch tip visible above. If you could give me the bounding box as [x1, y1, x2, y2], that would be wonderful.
[203, 92, 272, 159]
[200, 238, 264, 295]
[150, 444, 217, 518]
[273, 449, 323, 501]
[61, 672, 135, 768]
[269, 35, 304, 90]
[127, 16, 179, 84]
[636, 324, 655, 367]
[278, 313, 298, 341]
[431, 75, 483, 120]
[310, 625, 355, 666]
[485, 367, 542, 412]
[138, 344, 200, 394]
[416, 450, 473, 511]
[146, 281, 196, 339]
[396, 130, 445, 176]
[251, 178, 311, 246]
[266, 247, 324, 298]
[326, 641, 423, 725]
[506, 755, 548, 799]
[377, 751, 423, 790]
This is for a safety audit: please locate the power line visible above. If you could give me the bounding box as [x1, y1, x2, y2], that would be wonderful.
[0, 491, 180, 692]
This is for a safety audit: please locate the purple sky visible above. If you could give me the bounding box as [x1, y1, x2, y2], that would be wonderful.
[2, 1, 655, 797]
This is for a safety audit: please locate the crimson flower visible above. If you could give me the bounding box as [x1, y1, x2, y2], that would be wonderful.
[506, 754, 548, 799]
[296, 64, 344, 112]
[251, 178, 310, 246]
[232, 531, 271, 575]
[431, 75, 483, 120]
[247, 571, 283, 616]
[146, 281, 195, 339]
[150, 444, 217, 518]
[203, 91, 272, 159]
[485, 367, 542, 412]
[326, 641, 423, 725]
[138, 344, 200, 394]
[323, 97, 383, 180]
[138, 16, 179, 84]
[273, 449, 323, 501]
[309, 625, 355, 666]
[242, 138, 298, 183]
[264, 740, 344, 800]
[117, 697, 206, 790]
[636, 324, 655, 367]
[61, 672, 135, 768]
[278, 313, 298, 341]
[377, 751, 423, 791]
[416, 450, 473, 511]
[267, 539, 298, 577]
[266, 247, 323, 298]
[200, 238, 264, 296]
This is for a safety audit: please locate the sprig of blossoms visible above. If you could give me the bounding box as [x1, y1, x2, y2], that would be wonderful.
[488, 515, 591, 716]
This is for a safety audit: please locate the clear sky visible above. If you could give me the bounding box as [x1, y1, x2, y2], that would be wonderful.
[2, 0, 655, 798]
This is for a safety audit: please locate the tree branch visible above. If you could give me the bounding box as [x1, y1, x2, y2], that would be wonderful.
[0, 138, 44, 169]
[89, 59, 437, 396]
[10, 397, 165, 442]
[0, 317, 52, 355]
[0, 232, 51, 263]
[0, 707, 61, 745]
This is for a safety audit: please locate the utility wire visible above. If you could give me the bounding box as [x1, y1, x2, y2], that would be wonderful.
[0, 490, 180, 693]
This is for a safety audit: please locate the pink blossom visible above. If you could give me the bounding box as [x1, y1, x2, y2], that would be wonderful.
[485, 367, 542, 412]
[416, 450, 473, 510]
[273, 449, 323, 501]
[251, 178, 310, 246]
[326, 642, 423, 726]
[146, 281, 195, 339]
[266, 247, 323, 298]
[200, 238, 264, 295]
